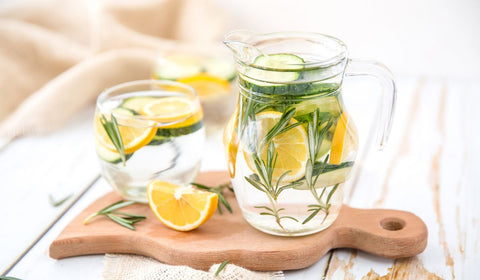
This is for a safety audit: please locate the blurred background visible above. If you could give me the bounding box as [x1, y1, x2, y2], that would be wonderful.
[213, 0, 480, 79]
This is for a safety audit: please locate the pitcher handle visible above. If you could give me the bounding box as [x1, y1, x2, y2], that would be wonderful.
[345, 59, 397, 149]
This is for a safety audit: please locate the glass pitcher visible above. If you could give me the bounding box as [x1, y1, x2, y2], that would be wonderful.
[223, 31, 396, 236]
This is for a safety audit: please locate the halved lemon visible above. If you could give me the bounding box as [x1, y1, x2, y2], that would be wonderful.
[147, 181, 218, 231]
[94, 114, 157, 154]
[177, 73, 230, 99]
[244, 111, 308, 183]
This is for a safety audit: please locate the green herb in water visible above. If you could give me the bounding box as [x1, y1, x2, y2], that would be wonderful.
[100, 114, 126, 165]
[83, 200, 146, 230]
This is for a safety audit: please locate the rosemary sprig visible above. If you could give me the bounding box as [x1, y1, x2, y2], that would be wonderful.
[215, 260, 229, 276]
[191, 182, 234, 214]
[245, 142, 301, 230]
[100, 114, 126, 165]
[83, 200, 146, 230]
[0, 277, 23, 280]
[302, 109, 342, 224]
[48, 193, 73, 207]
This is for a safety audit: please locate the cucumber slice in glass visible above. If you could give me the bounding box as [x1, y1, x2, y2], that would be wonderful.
[154, 55, 203, 80]
[120, 96, 157, 113]
[95, 141, 133, 164]
[203, 58, 236, 81]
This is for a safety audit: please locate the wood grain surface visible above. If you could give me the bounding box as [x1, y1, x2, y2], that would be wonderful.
[49, 171, 427, 271]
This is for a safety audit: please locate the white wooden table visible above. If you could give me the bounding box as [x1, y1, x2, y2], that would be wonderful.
[1, 77, 478, 279]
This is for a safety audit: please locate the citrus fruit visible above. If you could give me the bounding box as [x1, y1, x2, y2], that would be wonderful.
[177, 73, 230, 99]
[244, 111, 308, 182]
[329, 112, 358, 165]
[223, 106, 239, 178]
[140, 96, 198, 123]
[147, 181, 218, 231]
[94, 114, 157, 154]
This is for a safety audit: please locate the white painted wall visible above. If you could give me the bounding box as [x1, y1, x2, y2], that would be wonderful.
[213, 0, 480, 79]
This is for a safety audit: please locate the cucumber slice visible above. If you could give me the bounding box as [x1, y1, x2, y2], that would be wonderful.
[247, 53, 304, 82]
[154, 56, 203, 80]
[240, 54, 306, 94]
[203, 58, 236, 81]
[148, 121, 204, 145]
[120, 97, 157, 113]
[294, 95, 342, 117]
[95, 141, 133, 164]
[294, 161, 353, 190]
[112, 107, 136, 116]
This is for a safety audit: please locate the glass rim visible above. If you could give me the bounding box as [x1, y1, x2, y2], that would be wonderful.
[224, 30, 348, 70]
[96, 79, 199, 123]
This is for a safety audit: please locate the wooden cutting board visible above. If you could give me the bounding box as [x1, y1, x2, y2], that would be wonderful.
[49, 171, 428, 271]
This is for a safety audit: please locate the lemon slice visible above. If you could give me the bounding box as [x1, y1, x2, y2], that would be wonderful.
[147, 181, 218, 231]
[94, 114, 157, 154]
[223, 106, 239, 178]
[244, 111, 308, 183]
[177, 73, 230, 99]
[140, 96, 197, 123]
[330, 112, 358, 165]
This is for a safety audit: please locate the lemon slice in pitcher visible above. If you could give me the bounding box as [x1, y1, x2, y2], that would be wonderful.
[244, 111, 308, 183]
[147, 181, 218, 231]
[329, 112, 358, 165]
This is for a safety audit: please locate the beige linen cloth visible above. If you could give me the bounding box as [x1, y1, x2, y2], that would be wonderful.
[0, 0, 228, 139]
[104, 254, 284, 280]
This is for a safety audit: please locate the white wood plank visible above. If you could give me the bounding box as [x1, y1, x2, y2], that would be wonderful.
[324, 76, 419, 279]
[327, 77, 480, 279]
[0, 106, 100, 274]
[460, 80, 480, 280]
[5, 178, 110, 279]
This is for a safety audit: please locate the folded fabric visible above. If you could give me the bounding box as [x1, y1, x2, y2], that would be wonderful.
[103, 254, 285, 280]
[0, 0, 229, 138]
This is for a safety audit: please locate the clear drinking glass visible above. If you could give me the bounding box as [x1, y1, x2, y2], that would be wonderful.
[94, 80, 205, 202]
[223, 31, 396, 236]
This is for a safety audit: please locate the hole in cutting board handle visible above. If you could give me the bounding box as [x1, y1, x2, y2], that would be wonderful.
[380, 217, 405, 231]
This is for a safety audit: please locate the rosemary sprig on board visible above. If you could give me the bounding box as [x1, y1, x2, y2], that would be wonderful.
[215, 260, 229, 276]
[191, 182, 234, 214]
[100, 114, 126, 165]
[83, 200, 146, 230]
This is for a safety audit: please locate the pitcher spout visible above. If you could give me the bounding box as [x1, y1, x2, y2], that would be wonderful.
[223, 30, 264, 63]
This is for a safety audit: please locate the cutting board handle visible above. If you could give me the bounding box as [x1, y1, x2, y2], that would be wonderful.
[331, 205, 428, 258]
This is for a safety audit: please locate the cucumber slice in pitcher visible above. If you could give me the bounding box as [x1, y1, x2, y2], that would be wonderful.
[294, 162, 353, 190]
[241, 54, 305, 94]
[251, 53, 305, 82]
[294, 95, 342, 117]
